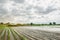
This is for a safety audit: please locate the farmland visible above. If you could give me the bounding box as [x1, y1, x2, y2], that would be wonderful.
[12, 27, 60, 40]
[0, 24, 60, 40]
[0, 25, 27, 40]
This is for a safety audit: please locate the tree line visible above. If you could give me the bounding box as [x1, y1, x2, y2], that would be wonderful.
[0, 22, 59, 26]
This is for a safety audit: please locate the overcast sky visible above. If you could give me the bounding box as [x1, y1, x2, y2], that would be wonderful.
[0, 0, 60, 24]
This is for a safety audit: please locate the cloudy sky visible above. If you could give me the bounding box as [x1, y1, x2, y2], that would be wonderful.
[0, 0, 60, 24]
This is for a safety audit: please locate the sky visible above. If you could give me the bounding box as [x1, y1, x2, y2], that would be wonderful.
[0, 0, 60, 24]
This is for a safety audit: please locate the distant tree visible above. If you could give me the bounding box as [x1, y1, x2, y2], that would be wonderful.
[49, 22, 52, 25]
[6, 22, 10, 25]
[53, 22, 56, 25]
[16, 23, 22, 26]
[0, 22, 3, 24]
[31, 23, 33, 25]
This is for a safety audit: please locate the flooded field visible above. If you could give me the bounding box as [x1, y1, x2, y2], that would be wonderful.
[0, 26, 60, 40]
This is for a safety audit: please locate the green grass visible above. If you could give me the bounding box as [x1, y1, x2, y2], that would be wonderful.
[7, 29, 10, 40]
[1, 29, 6, 40]
[13, 29, 28, 40]
[0, 24, 7, 29]
[0, 25, 28, 40]
[10, 28, 28, 40]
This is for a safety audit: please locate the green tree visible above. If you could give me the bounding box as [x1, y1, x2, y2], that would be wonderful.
[0, 22, 3, 24]
[49, 22, 52, 25]
[6, 22, 10, 24]
[53, 22, 56, 25]
[31, 23, 33, 25]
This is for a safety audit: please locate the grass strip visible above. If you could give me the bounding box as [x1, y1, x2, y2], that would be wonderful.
[7, 29, 10, 40]
[1, 29, 6, 40]
[9, 28, 18, 40]
[10, 28, 28, 40]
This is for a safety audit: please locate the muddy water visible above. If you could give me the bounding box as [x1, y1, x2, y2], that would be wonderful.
[12, 26, 60, 40]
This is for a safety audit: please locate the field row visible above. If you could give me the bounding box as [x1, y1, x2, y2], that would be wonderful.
[13, 27, 60, 40]
[0, 27, 27, 40]
[0, 27, 60, 40]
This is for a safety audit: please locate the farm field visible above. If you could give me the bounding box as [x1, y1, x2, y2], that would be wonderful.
[0, 27, 27, 40]
[0, 26, 60, 40]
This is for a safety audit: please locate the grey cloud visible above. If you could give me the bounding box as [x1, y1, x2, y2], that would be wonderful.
[34, 6, 44, 14]
[34, 6, 43, 11]
[11, 0, 25, 3]
[25, 5, 33, 10]
[12, 10, 31, 16]
[11, 7, 33, 20]
[11, 8, 27, 16]
[45, 6, 57, 14]
[11, 9, 21, 16]
[0, 5, 8, 17]
[22, 10, 31, 14]
[0, 0, 7, 3]
[34, 6, 57, 14]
